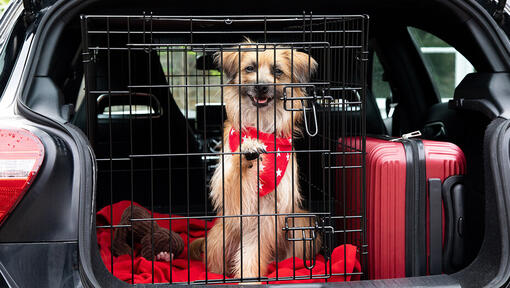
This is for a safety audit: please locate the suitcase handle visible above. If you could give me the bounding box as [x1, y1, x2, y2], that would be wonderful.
[442, 175, 466, 273]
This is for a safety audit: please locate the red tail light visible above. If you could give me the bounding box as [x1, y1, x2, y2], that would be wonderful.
[0, 128, 44, 224]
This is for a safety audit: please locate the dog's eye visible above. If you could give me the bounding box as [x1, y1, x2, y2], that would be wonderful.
[273, 68, 283, 76]
[245, 66, 255, 72]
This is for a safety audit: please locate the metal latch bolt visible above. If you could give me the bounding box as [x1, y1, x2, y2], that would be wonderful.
[282, 215, 321, 270]
[390, 130, 422, 142]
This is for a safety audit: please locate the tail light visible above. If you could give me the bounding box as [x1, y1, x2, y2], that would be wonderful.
[0, 128, 44, 224]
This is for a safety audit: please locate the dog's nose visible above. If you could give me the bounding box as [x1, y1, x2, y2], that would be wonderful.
[257, 85, 269, 95]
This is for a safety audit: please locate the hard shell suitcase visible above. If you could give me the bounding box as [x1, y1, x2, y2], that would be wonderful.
[337, 136, 467, 279]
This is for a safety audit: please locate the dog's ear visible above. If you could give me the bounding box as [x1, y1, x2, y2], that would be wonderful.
[215, 39, 254, 80]
[291, 51, 318, 83]
[214, 50, 240, 80]
[242, 36, 254, 44]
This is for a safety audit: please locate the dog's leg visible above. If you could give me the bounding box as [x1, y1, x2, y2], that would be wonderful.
[207, 141, 263, 277]
[205, 223, 226, 275]
[205, 220, 240, 276]
[208, 135, 268, 279]
[210, 138, 265, 215]
[230, 216, 274, 280]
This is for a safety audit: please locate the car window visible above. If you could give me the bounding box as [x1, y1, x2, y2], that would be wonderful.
[371, 52, 392, 120]
[408, 27, 475, 103]
[158, 49, 221, 119]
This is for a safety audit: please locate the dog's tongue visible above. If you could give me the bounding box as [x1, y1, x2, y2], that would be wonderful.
[256, 98, 268, 104]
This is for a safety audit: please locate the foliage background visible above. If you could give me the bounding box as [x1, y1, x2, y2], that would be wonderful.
[0, 0, 9, 12]
[372, 27, 462, 105]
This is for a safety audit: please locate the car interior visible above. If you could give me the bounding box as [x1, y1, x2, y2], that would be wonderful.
[20, 0, 503, 286]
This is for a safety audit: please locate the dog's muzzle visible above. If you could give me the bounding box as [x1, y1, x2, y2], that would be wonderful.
[246, 84, 274, 107]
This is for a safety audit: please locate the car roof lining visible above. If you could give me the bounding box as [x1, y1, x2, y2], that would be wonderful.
[35, 0, 496, 78]
[22, 0, 502, 131]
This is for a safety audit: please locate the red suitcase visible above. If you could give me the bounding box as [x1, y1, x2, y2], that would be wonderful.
[337, 135, 467, 279]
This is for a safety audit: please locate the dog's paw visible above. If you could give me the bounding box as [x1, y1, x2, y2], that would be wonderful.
[240, 139, 266, 162]
[156, 251, 173, 262]
[244, 147, 266, 161]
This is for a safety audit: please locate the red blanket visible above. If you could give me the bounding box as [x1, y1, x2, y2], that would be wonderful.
[97, 201, 361, 284]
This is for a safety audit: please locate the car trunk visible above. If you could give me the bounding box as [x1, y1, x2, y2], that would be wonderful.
[19, 0, 510, 287]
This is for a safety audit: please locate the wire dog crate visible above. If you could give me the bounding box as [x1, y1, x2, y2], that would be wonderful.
[82, 13, 368, 285]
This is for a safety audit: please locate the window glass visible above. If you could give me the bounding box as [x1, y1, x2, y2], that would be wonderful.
[371, 53, 392, 119]
[408, 27, 475, 102]
[102, 105, 155, 115]
[158, 49, 221, 118]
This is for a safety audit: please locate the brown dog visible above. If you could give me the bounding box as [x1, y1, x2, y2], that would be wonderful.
[191, 40, 321, 280]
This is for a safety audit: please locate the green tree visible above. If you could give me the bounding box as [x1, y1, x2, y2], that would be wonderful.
[0, 0, 10, 12]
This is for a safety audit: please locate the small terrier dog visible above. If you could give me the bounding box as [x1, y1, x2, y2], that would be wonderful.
[191, 40, 321, 279]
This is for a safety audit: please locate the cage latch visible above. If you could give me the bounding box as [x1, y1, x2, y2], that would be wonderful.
[282, 85, 331, 137]
[356, 51, 369, 62]
[303, 101, 318, 137]
[282, 215, 322, 270]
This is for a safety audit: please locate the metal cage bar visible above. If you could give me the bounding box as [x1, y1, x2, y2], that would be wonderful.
[82, 13, 368, 285]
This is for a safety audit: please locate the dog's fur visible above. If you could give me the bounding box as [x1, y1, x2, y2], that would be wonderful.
[190, 40, 321, 279]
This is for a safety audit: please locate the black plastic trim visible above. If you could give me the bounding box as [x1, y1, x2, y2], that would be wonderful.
[267, 274, 461, 287]
[450, 118, 510, 288]
[451, 73, 510, 120]
[442, 175, 466, 274]
[402, 139, 427, 277]
[455, 0, 510, 71]
[16, 94, 95, 286]
[403, 139, 416, 276]
[415, 140, 428, 277]
[451, 182, 466, 269]
[0, 261, 19, 288]
[429, 178, 443, 275]
[0, 242, 80, 288]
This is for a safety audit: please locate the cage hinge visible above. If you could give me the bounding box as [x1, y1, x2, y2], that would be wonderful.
[360, 244, 369, 256]
[282, 215, 325, 270]
[82, 50, 97, 63]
